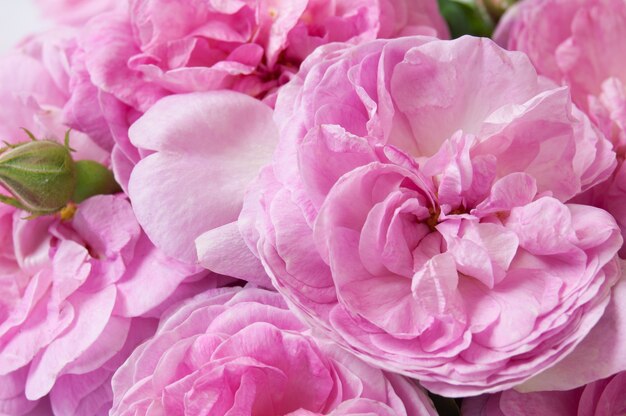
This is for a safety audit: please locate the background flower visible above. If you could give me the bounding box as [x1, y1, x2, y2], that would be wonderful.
[237, 36, 623, 396]
[495, 0, 626, 257]
[0, 30, 111, 160]
[0, 194, 214, 414]
[0, 33, 218, 415]
[462, 371, 626, 415]
[110, 286, 437, 416]
[62, 0, 449, 192]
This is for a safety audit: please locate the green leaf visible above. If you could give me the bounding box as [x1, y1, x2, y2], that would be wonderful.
[438, 0, 494, 38]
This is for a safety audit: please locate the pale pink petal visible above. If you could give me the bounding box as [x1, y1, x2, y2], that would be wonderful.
[25, 286, 117, 400]
[195, 222, 270, 287]
[519, 274, 626, 392]
[128, 91, 278, 263]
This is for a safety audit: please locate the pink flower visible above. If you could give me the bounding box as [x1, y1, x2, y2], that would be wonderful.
[235, 36, 623, 396]
[0, 37, 217, 415]
[110, 286, 437, 416]
[495, 0, 626, 256]
[81, 0, 448, 104]
[0, 195, 214, 415]
[463, 371, 626, 416]
[0, 30, 115, 155]
[495, 0, 626, 147]
[65, 0, 448, 191]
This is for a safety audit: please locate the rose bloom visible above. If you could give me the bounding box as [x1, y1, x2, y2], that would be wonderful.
[74, 0, 448, 104]
[128, 35, 625, 396]
[227, 36, 622, 396]
[0, 29, 115, 155]
[0, 34, 215, 415]
[0, 196, 214, 415]
[63, 0, 448, 191]
[463, 371, 626, 416]
[110, 286, 437, 416]
[495, 0, 626, 256]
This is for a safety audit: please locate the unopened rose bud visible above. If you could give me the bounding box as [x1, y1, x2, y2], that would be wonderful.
[0, 138, 76, 215]
[0, 130, 121, 217]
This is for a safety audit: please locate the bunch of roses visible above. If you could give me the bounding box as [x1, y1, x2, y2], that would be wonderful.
[0, 0, 624, 414]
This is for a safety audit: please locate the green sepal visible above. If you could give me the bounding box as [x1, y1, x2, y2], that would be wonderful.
[0, 194, 27, 210]
[72, 160, 122, 203]
[21, 128, 38, 142]
[64, 129, 76, 152]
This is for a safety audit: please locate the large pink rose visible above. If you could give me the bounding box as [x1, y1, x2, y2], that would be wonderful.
[66, 0, 449, 191]
[234, 36, 624, 396]
[463, 371, 626, 416]
[495, 0, 626, 256]
[110, 286, 437, 416]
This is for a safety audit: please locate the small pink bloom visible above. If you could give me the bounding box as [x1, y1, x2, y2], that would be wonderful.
[495, 0, 626, 152]
[238, 36, 622, 396]
[92, 0, 448, 103]
[110, 286, 437, 416]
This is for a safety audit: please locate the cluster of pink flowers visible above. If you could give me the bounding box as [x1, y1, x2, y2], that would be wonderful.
[0, 0, 625, 414]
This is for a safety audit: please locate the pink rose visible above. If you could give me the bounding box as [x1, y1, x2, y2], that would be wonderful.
[110, 286, 437, 416]
[0, 195, 219, 415]
[0, 30, 115, 155]
[463, 371, 626, 416]
[495, 0, 626, 146]
[495, 0, 626, 256]
[0, 37, 217, 415]
[232, 36, 623, 396]
[81, 0, 448, 105]
[64, 0, 448, 191]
